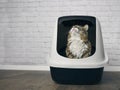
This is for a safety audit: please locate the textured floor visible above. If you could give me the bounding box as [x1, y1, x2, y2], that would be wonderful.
[0, 70, 120, 90]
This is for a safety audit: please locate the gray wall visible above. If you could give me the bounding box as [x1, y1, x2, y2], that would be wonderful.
[0, 0, 120, 65]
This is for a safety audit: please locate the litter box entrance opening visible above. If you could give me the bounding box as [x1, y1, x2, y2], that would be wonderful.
[57, 16, 96, 59]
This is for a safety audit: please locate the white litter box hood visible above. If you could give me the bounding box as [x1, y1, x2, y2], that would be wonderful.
[48, 16, 108, 68]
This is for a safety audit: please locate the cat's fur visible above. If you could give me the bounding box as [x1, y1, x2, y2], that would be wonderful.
[66, 24, 91, 59]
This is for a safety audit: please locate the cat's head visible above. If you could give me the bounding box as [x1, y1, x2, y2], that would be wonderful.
[70, 24, 89, 42]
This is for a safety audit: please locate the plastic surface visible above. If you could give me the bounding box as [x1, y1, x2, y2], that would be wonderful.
[48, 16, 108, 68]
[50, 67, 104, 85]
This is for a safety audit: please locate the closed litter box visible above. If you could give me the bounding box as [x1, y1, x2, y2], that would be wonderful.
[48, 16, 108, 85]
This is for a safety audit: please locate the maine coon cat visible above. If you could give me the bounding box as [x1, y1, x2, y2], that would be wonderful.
[66, 24, 91, 59]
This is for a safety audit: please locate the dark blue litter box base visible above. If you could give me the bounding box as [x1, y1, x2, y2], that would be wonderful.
[50, 67, 104, 85]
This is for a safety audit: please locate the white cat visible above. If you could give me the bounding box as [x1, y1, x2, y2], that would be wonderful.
[66, 24, 91, 59]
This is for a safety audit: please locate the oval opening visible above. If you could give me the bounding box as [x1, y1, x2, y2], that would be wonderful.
[57, 16, 96, 59]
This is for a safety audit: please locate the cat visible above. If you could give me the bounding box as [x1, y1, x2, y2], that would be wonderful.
[66, 24, 91, 59]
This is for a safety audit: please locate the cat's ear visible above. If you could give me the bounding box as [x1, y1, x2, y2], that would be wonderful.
[83, 24, 89, 31]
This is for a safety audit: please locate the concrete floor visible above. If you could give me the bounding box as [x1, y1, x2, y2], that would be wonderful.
[0, 70, 120, 90]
